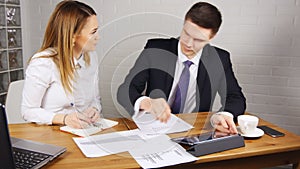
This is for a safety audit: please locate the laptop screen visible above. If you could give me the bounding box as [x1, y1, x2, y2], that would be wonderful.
[0, 103, 16, 168]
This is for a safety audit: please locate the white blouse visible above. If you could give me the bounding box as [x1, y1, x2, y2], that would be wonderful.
[21, 48, 101, 124]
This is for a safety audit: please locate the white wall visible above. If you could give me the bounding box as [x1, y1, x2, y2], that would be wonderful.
[21, 0, 300, 135]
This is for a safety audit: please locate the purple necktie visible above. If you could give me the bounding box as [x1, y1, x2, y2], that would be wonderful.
[171, 60, 193, 114]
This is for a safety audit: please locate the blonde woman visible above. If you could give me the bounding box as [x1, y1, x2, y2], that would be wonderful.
[21, 0, 101, 129]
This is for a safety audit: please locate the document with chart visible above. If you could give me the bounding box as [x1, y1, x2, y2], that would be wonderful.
[73, 129, 144, 157]
[128, 135, 198, 168]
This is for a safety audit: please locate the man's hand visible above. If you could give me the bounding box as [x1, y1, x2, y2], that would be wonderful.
[211, 114, 238, 134]
[140, 98, 171, 123]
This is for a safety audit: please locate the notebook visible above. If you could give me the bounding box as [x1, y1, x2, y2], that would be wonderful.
[60, 118, 119, 137]
[0, 103, 66, 169]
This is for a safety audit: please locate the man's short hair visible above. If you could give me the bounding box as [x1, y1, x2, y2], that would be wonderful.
[185, 2, 222, 35]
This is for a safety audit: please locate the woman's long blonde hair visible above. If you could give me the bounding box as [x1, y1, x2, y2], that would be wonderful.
[30, 0, 96, 93]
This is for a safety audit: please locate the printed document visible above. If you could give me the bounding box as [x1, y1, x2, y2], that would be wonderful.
[73, 129, 145, 157]
[133, 113, 193, 135]
[129, 135, 198, 168]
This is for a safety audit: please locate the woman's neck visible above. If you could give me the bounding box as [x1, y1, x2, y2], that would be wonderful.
[73, 48, 83, 60]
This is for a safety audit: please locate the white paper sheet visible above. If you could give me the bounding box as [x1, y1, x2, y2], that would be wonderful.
[133, 114, 193, 135]
[60, 118, 118, 137]
[73, 129, 145, 157]
[129, 135, 198, 168]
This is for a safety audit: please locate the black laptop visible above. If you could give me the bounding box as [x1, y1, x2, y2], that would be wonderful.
[0, 103, 66, 169]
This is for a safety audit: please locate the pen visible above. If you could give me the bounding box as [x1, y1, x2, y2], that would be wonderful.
[70, 103, 101, 128]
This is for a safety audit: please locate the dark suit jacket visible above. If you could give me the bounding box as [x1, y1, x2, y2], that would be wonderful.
[117, 38, 246, 120]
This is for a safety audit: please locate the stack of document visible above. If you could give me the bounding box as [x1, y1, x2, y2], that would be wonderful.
[60, 118, 118, 137]
[73, 115, 197, 168]
[73, 130, 198, 168]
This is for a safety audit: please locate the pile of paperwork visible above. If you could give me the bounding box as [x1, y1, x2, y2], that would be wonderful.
[74, 130, 197, 168]
[73, 114, 197, 168]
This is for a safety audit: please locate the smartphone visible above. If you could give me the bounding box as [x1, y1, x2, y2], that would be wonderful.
[257, 125, 285, 138]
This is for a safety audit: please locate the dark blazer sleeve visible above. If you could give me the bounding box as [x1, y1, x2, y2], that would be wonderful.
[217, 48, 246, 120]
[117, 38, 178, 116]
[117, 48, 150, 116]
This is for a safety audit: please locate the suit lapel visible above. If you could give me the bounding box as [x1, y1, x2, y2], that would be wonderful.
[197, 45, 210, 96]
[164, 39, 178, 98]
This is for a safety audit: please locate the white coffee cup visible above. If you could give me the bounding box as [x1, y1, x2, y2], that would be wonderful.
[238, 115, 259, 135]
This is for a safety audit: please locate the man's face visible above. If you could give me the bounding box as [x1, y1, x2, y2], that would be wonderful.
[179, 20, 214, 58]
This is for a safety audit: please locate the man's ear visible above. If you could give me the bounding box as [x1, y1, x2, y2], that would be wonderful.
[209, 33, 216, 40]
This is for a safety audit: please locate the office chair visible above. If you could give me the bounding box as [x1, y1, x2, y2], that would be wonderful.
[5, 80, 27, 124]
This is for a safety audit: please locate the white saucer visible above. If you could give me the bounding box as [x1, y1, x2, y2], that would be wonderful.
[237, 127, 264, 138]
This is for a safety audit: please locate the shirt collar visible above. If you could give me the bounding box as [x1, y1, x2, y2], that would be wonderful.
[73, 54, 86, 69]
[178, 42, 202, 66]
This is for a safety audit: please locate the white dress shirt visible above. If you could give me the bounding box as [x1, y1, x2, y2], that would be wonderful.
[167, 42, 202, 113]
[21, 48, 101, 124]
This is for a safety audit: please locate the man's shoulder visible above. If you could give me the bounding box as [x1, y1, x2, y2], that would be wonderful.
[144, 37, 178, 49]
[211, 45, 229, 56]
[204, 45, 230, 62]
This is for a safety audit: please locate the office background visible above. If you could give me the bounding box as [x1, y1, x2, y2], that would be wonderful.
[19, 0, 300, 135]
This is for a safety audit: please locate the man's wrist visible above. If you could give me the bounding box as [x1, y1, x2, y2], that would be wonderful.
[140, 98, 152, 111]
[216, 111, 233, 118]
[133, 96, 149, 119]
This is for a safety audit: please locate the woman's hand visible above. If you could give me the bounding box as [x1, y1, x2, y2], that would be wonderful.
[82, 107, 100, 123]
[64, 107, 100, 129]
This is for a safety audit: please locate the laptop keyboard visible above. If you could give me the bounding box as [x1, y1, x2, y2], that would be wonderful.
[13, 147, 51, 169]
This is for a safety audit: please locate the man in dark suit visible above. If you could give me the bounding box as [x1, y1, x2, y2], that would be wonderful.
[117, 2, 246, 134]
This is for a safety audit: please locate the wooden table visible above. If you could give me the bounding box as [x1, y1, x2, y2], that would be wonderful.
[8, 113, 300, 169]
